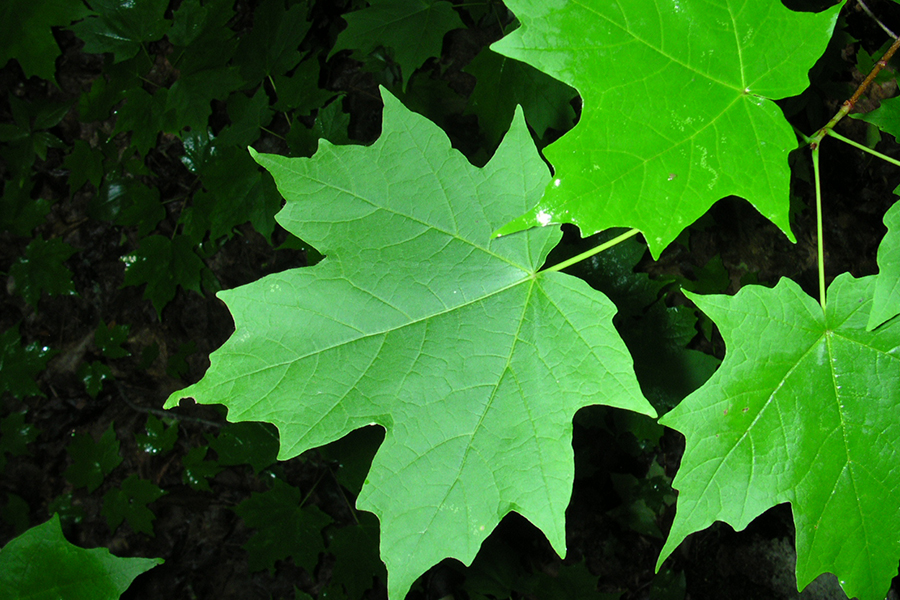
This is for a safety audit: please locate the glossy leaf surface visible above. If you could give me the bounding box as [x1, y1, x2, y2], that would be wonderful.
[0, 514, 162, 600]
[658, 275, 900, 600]
[166, 90, 654, 599]
[492, 0, 843, 256]
[0, 412, 39, 472]
[0, 325, 56, 399]
[71, 0, 171, 63]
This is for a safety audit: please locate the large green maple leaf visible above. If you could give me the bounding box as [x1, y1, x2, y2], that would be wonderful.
[657, 275, 900, 600]
[492, 0, 843, 257]
[165, 90, 654, 599]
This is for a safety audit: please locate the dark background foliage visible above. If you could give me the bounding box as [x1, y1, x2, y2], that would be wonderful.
[1, 0, 899, 598]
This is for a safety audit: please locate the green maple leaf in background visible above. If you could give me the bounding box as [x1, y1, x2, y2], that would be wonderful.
[64, 424, 123, 493]
[101, 474, 166, 536]
[166, 90, 654, 598]
[851, 95, 900, 140]
[0, 514, 162, 599]
[657, 275, 900, 600]
[121, 235, 207, 319]
[233, 478, 330, 573]
[164, 0, 242, 133]
[71, 0, 171, 63]
[330, 0, 465, 89]
[0, 325, 56, 399]
[234, 0, 312, 83]
[463, 49, 578, 150]
[9, 236, 77, 308]
[868, 199, 900, 330]
[0, 0, 90, 81]
[492, 0, 843, 257]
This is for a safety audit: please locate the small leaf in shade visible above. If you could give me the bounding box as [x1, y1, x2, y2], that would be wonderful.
[233, 478, 331, 573]
[0, 412, 40, 472]
[0, 0, 90, 80]
[215, 87, 272, 148]
[206, 421, 280, 474]
[234, 0, 312, 83]
[326, 512, 386, 599]
[101, 474, 166, 536]
[78, 361, 113, 398]
[64, 139, 104, 193]
[64, 423, 122, 493]
[70, 0, 170, 63]
[0, 514, 162, 599]
[464, 49, 578, 149]
[121, 235, 206, 319]
[181, 446, 222, 491]
[94, 320, 130, 359]
[0, 324, 56, 399]
[135, 415, 178, 456]
[90, 177, 165, 237]
[330, 0, 464, 90]
[9, 236, 77, 307]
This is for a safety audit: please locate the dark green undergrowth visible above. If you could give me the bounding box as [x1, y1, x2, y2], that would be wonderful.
[1, 0, 899, 599]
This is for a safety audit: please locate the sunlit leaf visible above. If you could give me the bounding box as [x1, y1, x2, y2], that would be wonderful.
[492, 0, 843, 256]
[658, 275, 900, 600]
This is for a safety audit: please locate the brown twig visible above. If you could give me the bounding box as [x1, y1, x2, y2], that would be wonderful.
[810, 34, 900, 148]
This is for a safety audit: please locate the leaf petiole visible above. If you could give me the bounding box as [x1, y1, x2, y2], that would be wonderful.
[811, 142, 826, 311]
[826, 129, 900, 168]
[541, 228, 641, 273]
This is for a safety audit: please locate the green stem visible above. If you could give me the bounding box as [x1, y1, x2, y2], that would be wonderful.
[811, 143, 826, 311]
[826, 129, 900, 168]
[260, 126, 286, 141]
[542, 228, 641, 273]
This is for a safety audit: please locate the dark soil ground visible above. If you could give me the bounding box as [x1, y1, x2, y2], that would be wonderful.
[2, 1, 900, 599]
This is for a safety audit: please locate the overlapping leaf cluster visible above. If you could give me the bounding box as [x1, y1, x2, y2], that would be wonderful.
[0, 0, 590, 598]
[169, 1, 900, 600]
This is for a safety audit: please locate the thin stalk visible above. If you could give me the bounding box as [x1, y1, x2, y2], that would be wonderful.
[811, 143, 826, 311]
[542, 228, 641, 273]
[826, 129, 900, 168]
[857, 0, 898, 39]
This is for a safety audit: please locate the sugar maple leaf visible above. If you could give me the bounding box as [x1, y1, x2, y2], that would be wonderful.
[658, 275, 900, 600]
[492, 0, 843, 256]
[165, 89, 654, 598]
